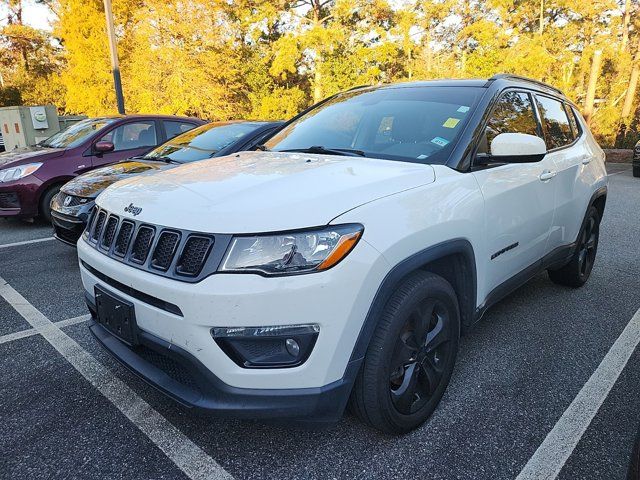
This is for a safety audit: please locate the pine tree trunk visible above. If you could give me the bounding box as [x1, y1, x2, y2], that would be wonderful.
[584, 50, 602, 125]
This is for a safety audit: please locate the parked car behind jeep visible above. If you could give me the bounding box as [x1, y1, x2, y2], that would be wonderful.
[0, 115, 204, 223]
[51, 121, 283, 245]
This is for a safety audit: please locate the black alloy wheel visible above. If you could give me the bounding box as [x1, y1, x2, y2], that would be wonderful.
[577, 214, 598, 280]
[548, 205, 601, 288]
[349, 271, 460, 434]
[389, 298, 452, 415]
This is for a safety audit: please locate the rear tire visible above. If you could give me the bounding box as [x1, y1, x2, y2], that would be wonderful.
[349, 271, 460, 434]
[39, 185, 61, 224]
[548, 205, 600, 288]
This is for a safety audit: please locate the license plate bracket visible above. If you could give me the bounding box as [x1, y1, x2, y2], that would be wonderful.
[94, 285, 139, 345]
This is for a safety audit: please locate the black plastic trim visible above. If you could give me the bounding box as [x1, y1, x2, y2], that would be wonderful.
[348, 239, 477, 363]
[81, 261, 183, 316]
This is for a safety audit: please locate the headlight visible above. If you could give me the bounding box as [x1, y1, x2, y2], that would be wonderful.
[0, 163, 43, 183]
[219, 224, 363, 275]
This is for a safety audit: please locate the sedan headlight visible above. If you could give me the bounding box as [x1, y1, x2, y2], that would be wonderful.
[0, 163, 43, 183]
[219, 224, 363, 275]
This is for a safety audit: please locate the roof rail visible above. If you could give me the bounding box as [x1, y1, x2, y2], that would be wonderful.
[488, 74, 564, 95]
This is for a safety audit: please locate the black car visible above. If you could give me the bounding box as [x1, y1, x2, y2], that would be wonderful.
[633, 140, 640, 178]
[51, 120, 283, 245]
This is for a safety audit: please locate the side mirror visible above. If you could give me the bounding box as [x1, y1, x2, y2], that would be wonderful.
[94, 141, 114, 153]
[482, 133, 547, 164]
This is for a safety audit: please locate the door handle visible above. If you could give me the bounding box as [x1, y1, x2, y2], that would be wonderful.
[581, 156, 591, 165]
[539, 170, 557, 181]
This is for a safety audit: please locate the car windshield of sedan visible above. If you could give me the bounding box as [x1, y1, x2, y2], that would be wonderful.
[39, 118, 116, 149]
[144, 122, 263, 163]
[264, 86, 483, 164]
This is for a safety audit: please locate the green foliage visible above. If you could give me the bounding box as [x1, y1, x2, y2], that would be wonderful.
[1, 0, 639, 147]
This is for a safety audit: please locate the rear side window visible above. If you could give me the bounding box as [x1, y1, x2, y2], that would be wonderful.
[482, 91, 539, 154]
[164, 121, 197, 140]
[565, 105, 581, 139]
[535, 95, 574, 149]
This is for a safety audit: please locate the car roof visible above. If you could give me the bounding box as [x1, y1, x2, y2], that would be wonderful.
[348, 75, 568, 101]
[205, 120, 284, 128]
[86, 114, 205, 123]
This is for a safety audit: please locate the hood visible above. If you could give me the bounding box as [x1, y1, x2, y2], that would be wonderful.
[96, 151, 436, 233]
[0, 145, 65, 168]
[62, 159, 172, 198]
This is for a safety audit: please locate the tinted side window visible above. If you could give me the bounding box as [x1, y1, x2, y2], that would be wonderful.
[535, 95, 573, 149]
[100, 121, 157, 151]
[484, 91, 539, 153]
[164, 121, 196, 140]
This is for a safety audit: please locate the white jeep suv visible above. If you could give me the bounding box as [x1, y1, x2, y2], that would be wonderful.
[77, 75, 607, 434]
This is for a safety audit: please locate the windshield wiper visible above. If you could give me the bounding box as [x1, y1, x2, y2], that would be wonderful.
[279, 146, 366, 157]
[147, 156, 181, 164]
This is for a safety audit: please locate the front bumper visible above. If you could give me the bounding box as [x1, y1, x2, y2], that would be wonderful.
[87, 308, 360, 422]
[0, 176, 42, 217]
[78, 234, 389, 413]
[50, 197, 95, 246]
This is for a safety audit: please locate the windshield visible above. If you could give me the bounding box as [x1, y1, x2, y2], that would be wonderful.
[265, 86, 483, 164]
[144, 122, 263, 163]
[40, 118, 116, 149]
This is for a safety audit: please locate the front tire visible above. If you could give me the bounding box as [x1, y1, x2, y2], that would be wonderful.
[350, 271, 460, 434]
[548, 205, 601, 288]
[39, 185, 61, 224]
[633, 164, 640, 178]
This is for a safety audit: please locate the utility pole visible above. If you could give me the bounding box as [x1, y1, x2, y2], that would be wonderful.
[103, 0, 125, 114]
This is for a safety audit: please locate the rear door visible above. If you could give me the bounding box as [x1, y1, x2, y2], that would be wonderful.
[472, 90, 557, 292]
[534, 96, 591, 250]
[90, 120, 160, 167]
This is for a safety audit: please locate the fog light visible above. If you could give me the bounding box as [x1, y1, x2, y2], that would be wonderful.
[211, 324, 319, 369]
[285, 338, 300, 357]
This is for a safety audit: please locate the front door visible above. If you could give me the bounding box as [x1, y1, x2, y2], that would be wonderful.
[91, 120, 159, 167]
[472, 90, 557, 297]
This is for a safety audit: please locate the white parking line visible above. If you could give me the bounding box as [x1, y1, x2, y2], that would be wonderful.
[0, 314, 90, 345]
[0, 277, 233, 480]
[0, 237, 55, 249]
[516, 306, 640, 480]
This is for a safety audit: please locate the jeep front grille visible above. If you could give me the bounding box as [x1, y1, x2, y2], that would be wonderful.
[100, 216, 119, 250]
[151, 231, 181, 271]
[83, 207, 230, 283]
[91, 211, 107, 242]
[177, 236, 212, 276]
[130, 226, 155, 264]
[113, 221, 134, 257]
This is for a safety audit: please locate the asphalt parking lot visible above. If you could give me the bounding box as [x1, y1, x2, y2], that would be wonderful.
[1, 162, 639, 480]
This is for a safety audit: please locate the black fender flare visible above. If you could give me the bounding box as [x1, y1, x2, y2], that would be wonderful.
[348, 238, 477, 363]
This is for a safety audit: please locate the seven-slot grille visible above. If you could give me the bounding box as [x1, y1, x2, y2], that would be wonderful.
[85, 207, 220, 282]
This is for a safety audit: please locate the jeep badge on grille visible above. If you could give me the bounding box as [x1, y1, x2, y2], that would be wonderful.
[124, 203, 142, 216]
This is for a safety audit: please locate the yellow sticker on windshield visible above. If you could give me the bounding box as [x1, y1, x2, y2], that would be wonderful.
[443, 118, 460, 128]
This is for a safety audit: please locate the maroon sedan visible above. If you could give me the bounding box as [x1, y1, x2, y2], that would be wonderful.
[0, 115, 204, 222]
